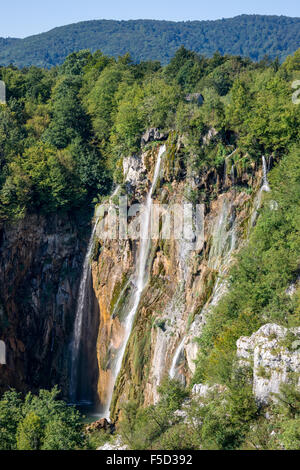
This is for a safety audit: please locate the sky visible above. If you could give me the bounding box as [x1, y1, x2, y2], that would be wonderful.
[1, 0, 300, 38]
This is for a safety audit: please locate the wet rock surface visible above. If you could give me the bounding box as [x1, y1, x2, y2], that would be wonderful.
[0, 213, 89, 397]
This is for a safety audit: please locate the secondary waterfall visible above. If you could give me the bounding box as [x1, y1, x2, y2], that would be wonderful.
[70, 185, 120, 404]
[69, 219, 98, 403]
[102, 144, 165, 418]
[169, 337, 185, 379]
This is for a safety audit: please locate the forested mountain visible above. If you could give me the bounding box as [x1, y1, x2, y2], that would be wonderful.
[0, 15, 299, 68]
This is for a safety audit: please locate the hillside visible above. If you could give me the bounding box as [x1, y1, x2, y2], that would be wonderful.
[0, 15, 299, 67]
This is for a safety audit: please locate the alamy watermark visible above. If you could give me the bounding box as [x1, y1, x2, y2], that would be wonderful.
[95, 196, 205, 251]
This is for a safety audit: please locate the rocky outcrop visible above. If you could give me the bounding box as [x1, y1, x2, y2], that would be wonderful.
[86, 417, 113, 433]
[123, 154, 146, 191]
[192, 383, 225, 398]
[237, 323, 300, 404]
[202, 127, 218, 145]
[185, 93, 204, 106]
[0, 212, 92, 398]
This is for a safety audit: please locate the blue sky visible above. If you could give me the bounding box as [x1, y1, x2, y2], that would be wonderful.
[1, 0, 300, 38]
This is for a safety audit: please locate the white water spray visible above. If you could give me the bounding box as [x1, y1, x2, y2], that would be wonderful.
[102, 145, 165, 418]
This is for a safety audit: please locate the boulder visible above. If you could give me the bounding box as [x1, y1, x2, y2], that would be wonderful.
[202, 127, 218, 145]
[123, 154, 145, 188]
[85, 417, 111, 433]
[192, 383, 225, 398]
[236, 323, 300, 404]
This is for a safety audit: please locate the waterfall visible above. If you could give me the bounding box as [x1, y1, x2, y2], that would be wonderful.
[101, 145, 165, 418]
[69, 219, 98, 403]
[69, 185, 120, 404]
[262, 156, 270, 192]
[169, 337, 185, 379]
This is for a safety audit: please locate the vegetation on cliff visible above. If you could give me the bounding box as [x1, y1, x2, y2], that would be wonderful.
[194, 145, 300, 387]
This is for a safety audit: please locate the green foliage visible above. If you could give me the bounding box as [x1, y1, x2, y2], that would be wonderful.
[0, 390, 23, 450]
[1, 143, 86, 216]
[118, 377, 299, 450]
[84, 429, 111, 450]
[119, 373, 259, 450]
[43, 75, 90, 148]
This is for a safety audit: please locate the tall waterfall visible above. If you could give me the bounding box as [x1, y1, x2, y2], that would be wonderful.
[102, 145, 165, 418]
[70, 185, 120, 404]
[69, 220, 98, 403]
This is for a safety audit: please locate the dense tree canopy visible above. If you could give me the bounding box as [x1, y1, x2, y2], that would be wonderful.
[0, 46, 299, 220]
[0, 41, 299, 451]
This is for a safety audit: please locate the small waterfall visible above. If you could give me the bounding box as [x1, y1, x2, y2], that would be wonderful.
[69, 219, 98, 403]
[101, 145, 165, 418]
[169, 337, 185, 379]
[262, 156, 270, 192]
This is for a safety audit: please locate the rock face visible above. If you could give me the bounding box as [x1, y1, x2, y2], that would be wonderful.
[0, 212, 94, 398]
[237, 323, 300, 404]
[192, 383, 225, 398]
[123, 154, 146, 191]
[185, 93, 204, 106]
[91, 140, 262, 419]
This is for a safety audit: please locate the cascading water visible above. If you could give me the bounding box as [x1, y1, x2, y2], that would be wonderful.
[169, 337, 185, 379]
[249, 156, 271, 229]
[101, 145, 166, 418]
[69, 220, 99, 404]
[70, 185, 120, 404]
